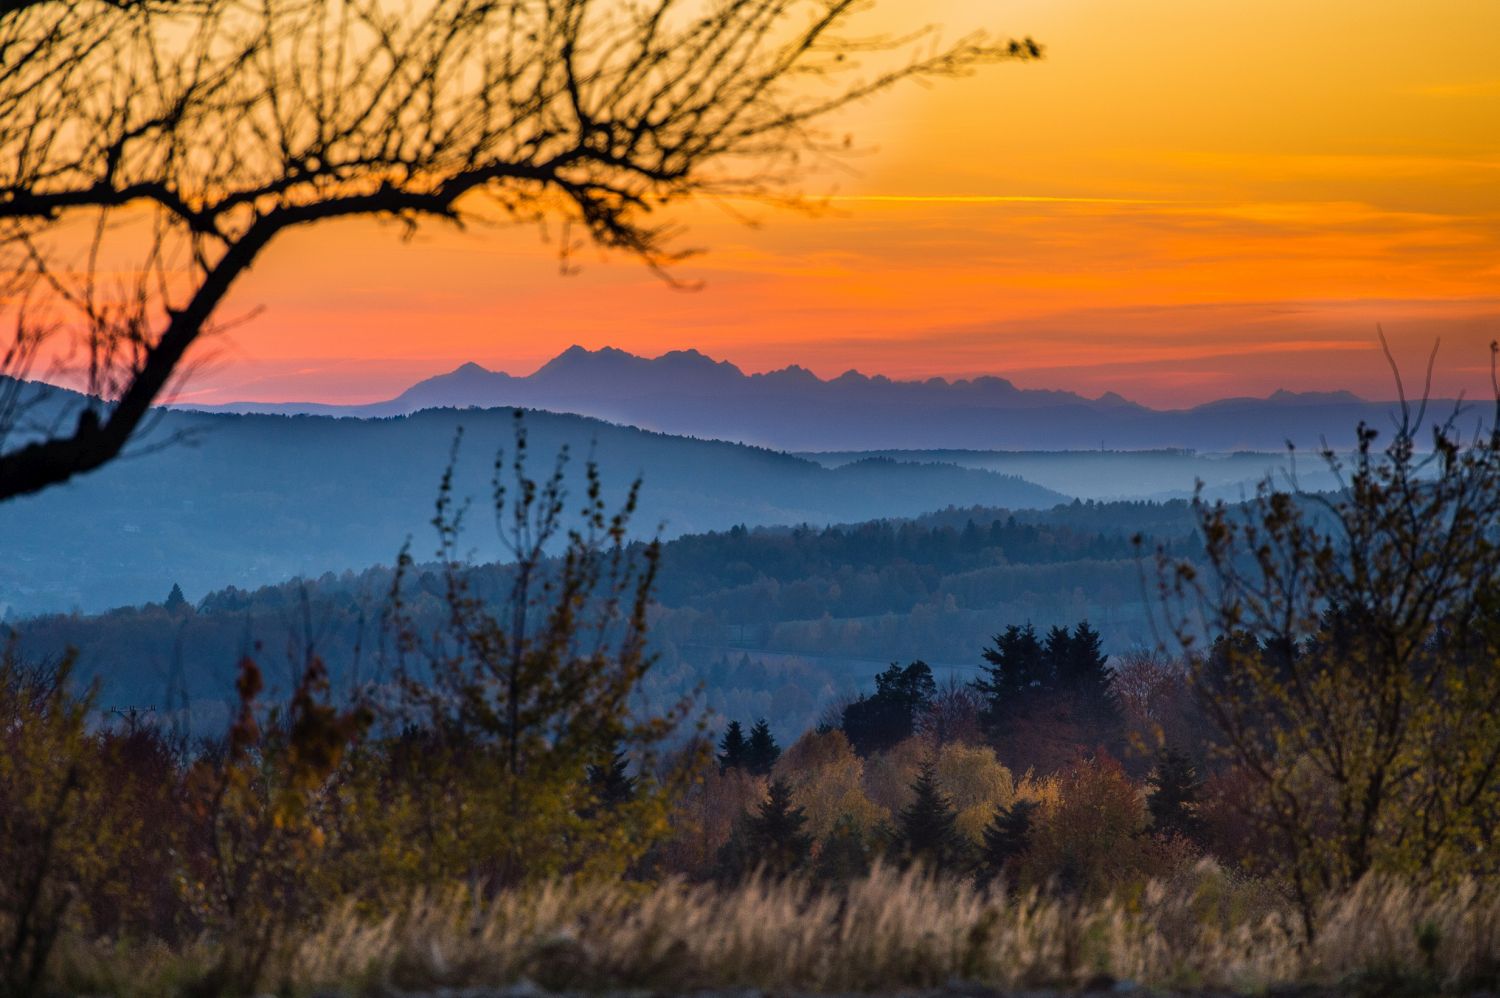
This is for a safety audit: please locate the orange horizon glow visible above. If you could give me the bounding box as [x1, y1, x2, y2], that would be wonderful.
[139, 0, 1500, 409]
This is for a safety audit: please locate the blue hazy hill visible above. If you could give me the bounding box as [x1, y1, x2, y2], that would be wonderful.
[0, 386, 1066, 616]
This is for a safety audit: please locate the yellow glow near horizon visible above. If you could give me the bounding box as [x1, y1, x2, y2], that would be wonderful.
[172, 0, 1500, 407]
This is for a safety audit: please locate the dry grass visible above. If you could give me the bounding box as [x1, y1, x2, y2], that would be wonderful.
[55, 864, 1500, 996]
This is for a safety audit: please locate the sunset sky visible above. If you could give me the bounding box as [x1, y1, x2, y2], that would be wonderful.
[183, 0, 1500, 408]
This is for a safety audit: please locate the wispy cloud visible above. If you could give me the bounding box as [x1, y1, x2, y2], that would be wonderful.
[818, 194, 1191, 206]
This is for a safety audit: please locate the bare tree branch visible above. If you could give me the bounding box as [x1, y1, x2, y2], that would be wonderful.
[0, 0, 1041, 501]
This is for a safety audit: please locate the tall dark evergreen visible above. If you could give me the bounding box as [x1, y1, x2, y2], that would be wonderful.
[978, 798, 1037, 888]
[1042, 624, 1072, 684]
[1057, 620, 1113, 723]
[164, 583, 188, 612]
[890, 762, 968, 871]
[976, 620, 1117, 738]
[1146, 747, 1203, 842]
[973, 623, 1044, 733]
[875, 659, 937, 711]
[718, 720, 748, 772]
[813, 815, 872, 886]
[586, 748, 636, 810]
[841, 660, 936, 756]
[745, 718, 782, 775]
[717, 778, 813, 880]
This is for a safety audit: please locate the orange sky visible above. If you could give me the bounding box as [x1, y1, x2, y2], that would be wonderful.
[177, 0, 1500, 408]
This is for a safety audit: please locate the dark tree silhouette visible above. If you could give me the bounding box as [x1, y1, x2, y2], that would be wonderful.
[0, 0, 1039, 501]
[975, 621, 1117, 751]
[812, 814, 871, 886]
[1042, 624, 1072, 680]
[586, 747, 636, 811]
[974, 623, 1044, 725]
[841, 660, 935, 756]
[978, 798, 1036, 889]
[890, 761, 967, 871]
[163, 583, 188, 612]
[1056, 620, 1113, 723]
[1151, 340, 1500, 933]
[717, 720, 748, 773]
[744, 718, 781, 776]
[717, 778, 812, 880]
[1145, 747, 1202, 842]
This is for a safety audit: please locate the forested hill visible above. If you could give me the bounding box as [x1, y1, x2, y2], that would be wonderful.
[0, 393, 1064, 616]
[13, 500, 1200, 737]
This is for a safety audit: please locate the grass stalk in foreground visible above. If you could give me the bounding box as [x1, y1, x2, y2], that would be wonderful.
[51, 864, 1500, 996]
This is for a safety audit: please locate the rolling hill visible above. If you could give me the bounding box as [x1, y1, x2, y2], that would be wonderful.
[0, 387, 1065, 616]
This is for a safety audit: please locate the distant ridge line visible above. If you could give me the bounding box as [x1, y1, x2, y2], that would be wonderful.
[157, 344, 1470, 453]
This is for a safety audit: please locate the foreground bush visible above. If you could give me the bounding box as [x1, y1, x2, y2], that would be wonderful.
[45, 866, 1500, 996]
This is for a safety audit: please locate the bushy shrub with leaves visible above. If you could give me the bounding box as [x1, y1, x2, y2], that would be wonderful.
[0, 650, 111, 996]
[374, 416, 695, 888]
[1152, 344, 1500, 932]
[180, 654, 369, 992]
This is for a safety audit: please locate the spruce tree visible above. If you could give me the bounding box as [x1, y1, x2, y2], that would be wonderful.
[717, 720, 748, 772]
[973, 624, 1043, 735]
[1061, 619, 1114, 724]
[586, 747, 636, 810]
[714, 821, 754, 883]
[752, 778, 813, 874]
[813, 814, 872, 886]
[164, 583, 188, 612]
[891, 762, 968, 872]
[1146, 747, 1203, 841]
[978, 798, 1037, 888]
[745, 718, 781, 775]
[1042, 624, 1073, 689]
[718, 778, 813, 879]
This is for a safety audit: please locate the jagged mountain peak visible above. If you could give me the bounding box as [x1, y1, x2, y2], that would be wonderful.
[162, 344, 1423, 453]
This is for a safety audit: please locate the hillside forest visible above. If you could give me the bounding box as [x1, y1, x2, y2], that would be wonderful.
[4, 406, 1500, 995]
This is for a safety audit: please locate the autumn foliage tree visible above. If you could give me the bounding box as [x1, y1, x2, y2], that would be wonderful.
[378, 415, 690, 886]
[1152, 341, 1500, 932]
[0, 650, 111, 997]
[181, 654, 369, 993]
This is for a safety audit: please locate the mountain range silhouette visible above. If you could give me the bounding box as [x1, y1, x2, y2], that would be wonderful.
[179, 345, 1455, 452]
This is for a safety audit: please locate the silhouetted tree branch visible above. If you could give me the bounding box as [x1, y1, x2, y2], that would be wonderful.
[0, 0, 1040, 501]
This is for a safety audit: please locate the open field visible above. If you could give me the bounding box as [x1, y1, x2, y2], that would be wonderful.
[49, 868, 1500, 997]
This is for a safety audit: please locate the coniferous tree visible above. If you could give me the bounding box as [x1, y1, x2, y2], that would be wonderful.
[813, 815, 872, 886]
[1146, 747, 1203, 842]
[978, 798, 1037, 888]
[1042, 624, 1072, 688]
[164, 583, 188, 612]
[586, 748, 636, 811]
[745, 719, 781, 776]
[1061, 620, 1114, 724]
[714, 822, 754, 883]
[876, 659, 937, 713]
[841, 661, 936, 756]
[717, 778, 813, 880]
[973, 623, 1045, 740]
[890, 762, 968, 871]
[717, 720, 748, 772]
